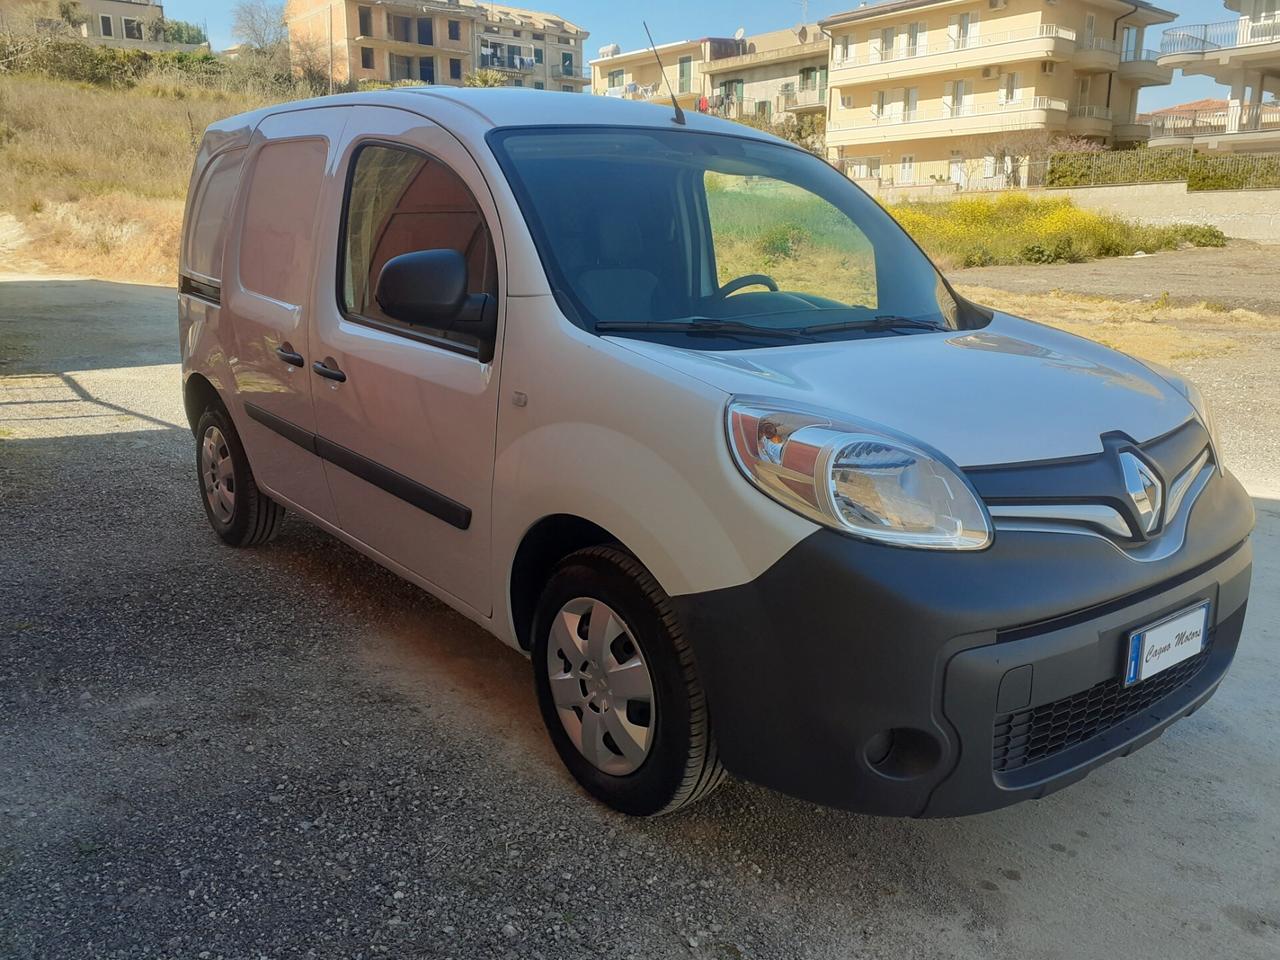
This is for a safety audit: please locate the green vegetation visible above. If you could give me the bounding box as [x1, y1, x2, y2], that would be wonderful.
[1045, 149, 1280, 192]
[887, 194, 1226, 268]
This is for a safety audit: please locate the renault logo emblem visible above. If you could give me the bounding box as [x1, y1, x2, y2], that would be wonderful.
[1120, 451, 1163, 535]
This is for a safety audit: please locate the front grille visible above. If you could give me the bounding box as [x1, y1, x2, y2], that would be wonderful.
[992, 647, 1212, 773]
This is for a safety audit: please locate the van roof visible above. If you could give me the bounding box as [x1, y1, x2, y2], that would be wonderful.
[203, 87, 788, 151]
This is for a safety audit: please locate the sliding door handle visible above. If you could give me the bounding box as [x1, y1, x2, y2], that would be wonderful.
[312, 359, 347, 383]
[275, 345, 304, 367]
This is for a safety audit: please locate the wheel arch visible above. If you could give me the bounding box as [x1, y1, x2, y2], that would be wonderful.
[509, 514, 624, 651]
[183, 371, 227, 435]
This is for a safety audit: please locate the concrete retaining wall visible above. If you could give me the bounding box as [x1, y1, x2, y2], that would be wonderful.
[1049, 182, 1280, 243]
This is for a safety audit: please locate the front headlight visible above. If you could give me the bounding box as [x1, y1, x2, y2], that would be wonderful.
[726, 398, 992, 550]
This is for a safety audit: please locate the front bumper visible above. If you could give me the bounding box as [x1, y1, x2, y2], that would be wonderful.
[673, 469, 1255, 817]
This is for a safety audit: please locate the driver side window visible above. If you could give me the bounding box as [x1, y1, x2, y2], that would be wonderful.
[703, 172, 878, 310]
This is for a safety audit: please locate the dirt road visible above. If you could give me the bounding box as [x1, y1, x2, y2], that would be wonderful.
[2, 275, 1278, 959]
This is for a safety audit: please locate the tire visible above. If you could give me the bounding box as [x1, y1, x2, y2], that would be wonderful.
[194, 405, 284, 547]
[531, 546, 725, 816]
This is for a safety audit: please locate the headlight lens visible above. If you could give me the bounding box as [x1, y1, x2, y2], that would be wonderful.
[726, 398, 992, 550]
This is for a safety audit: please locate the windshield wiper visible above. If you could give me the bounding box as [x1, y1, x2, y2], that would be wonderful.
[596, 319, 812, 339]
[798, 315, 943, 335]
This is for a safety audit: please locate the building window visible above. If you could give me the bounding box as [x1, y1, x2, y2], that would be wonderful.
[99, 14, 113, 37]
[534, 81, 544, 89]
[678, 55, 692, 94]
[360, 47, 374, 69]
[607, 69, 623, 88]
[512, 78, 524, 87]
[449, 57, 462, 80]
[561, 51, 573, 76]
[417, 18, 433, 45]
[419, 57, 435, 83]
[390, 54, 413, 81]
[483, 25, 498, 34]
[533, 32, 545, 41]
[562, 84, 574, 92]
[899, 155, 915, 183]
[1000, 72, 1020, 104]
[534, 47, 543, 64]
[123, 17, 143, 40]
[358, 5, 372, 36]
[448, 19, 461, 41]
[391, 16, 412, 42]
[840, 93, 854, 109]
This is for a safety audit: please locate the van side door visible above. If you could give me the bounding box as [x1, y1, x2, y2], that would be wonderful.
[220, 108, 349, 524]
[307, 107, 505, 616]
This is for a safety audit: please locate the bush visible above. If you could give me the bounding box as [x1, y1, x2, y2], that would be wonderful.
[756, 223, 806, 260]
[1045, 148, 1280, 192]
[885, 193, 1226, 269]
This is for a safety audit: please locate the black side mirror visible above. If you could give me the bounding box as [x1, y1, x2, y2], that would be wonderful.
[375, 249, 468, 325]
[374, 248, 498, 362]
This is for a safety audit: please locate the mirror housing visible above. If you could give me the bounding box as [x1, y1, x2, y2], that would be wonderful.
[374, 248, 498, 362]
[375, 249, 467, 325]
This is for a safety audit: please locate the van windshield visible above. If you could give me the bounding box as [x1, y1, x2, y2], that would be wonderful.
[487, 127, 971, 349]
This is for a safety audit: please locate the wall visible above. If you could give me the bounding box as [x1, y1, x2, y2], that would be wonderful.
[1050, 181, 1280, 242]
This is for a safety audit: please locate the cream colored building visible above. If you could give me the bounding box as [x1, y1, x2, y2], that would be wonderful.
[589, 37, 741, 107]
[701, 24, 829, 123]
[821, 0, 1176, 188]
[1153, 0, 1279, 151]
[286, 0, 589, 91]
[70, 0, 207, 51]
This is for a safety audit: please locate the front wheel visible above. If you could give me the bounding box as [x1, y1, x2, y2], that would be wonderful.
[531, 546, 725, 815]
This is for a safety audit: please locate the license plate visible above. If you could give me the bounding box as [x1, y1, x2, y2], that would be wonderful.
[1124, 601, 1210, 687]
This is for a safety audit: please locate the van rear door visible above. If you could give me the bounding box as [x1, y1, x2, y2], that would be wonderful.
[220, 108, 349, 524]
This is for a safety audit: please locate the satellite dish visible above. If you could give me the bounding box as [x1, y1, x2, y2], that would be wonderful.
[796, 25, 808, 42]
[733, 26, 745, 40]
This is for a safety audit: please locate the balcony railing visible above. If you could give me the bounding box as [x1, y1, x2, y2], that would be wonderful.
[841, 95, 1067, 128]
[1149, 103, 1280, 138]
[1159, 16, 1280, 54]
[1076, 36, 1121, 53]
[779, 86, 826, 111]
[833, 24, 1075, 68]
[1121, 47, 1162, 62]
[1071, 105, 1114, 120]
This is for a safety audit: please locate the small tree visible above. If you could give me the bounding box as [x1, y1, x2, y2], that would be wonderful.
[231, 0, 285, 53]
[463, 68, 507, 87]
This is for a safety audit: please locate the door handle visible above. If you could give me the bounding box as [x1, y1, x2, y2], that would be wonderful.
[312, 359, 347, 383]
[275, 345, 304, 367]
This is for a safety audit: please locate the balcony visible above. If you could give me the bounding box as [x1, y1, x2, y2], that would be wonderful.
[1112, 121, 1152, 142]
[827, 96, 1069, 145]
[704, 40, 827, 74]
[358, 34, 472, 57]
[1074, 36, 1121, 72]
[778, 84, 827, 113]
[829, 25, 1077, 86]
[1148, 103, 1280, 150]
[1118, 48, 1172, 86]
[1159, 16, 1280, 55]
[1066, 104, 1114, 136]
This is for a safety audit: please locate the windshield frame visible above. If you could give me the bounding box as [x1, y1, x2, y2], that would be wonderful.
[485, 124, 988, 344]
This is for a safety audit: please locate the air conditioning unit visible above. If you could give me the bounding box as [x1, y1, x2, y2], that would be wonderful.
[988, 0, 1008, 9]
[1041, 60, 1056, 74]
[981, 66, 997, 79]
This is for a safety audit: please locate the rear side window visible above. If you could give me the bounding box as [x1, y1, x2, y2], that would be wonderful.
[340, 143, 497, 333]
[184, 148, 245, 283]
[239, 138, 328, 307]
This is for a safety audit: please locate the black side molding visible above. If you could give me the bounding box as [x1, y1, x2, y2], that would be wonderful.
[180, 274, 221, 305]
[242, 402, 471, 531]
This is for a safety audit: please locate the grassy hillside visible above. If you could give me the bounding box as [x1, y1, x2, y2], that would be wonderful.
[0, 75, 273, 281]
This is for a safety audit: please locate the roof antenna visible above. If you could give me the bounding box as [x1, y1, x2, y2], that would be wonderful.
[643, 21, 686, 126]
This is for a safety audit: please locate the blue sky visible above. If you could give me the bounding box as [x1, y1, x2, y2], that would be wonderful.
[163, 0, 1236, 110]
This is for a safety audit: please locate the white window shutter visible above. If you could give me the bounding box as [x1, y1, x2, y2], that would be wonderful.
[970, 10, 980, 40]
[916, 22, 927, 53]
[943, 80, 954, 114]
[1010, 72, 1020, 102]
[948, 15, 959, 47]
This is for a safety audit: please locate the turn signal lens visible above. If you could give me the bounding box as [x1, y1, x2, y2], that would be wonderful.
[727, 398, 992, 550]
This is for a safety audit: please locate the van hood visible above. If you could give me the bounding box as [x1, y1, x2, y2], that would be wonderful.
[607, 313, 1194, 468]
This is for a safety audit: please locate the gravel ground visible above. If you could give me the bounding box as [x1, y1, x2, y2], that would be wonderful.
[952, 242, 1280, 314]
[2, 275, 1278, 960]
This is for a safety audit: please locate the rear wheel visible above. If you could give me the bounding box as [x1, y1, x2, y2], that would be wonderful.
[195, 406, 284, 546]
[531, 546, 725, 816]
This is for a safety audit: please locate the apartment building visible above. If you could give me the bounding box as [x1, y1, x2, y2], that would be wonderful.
[1153, 0, 1279, 151]
[821, 0, 1176, 188]
[590, 37, 743, 106]
[701, 24, 829, 123]
[286, 1, 588, 91]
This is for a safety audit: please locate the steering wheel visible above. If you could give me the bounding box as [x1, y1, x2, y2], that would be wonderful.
[714, 274, 779, 300]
